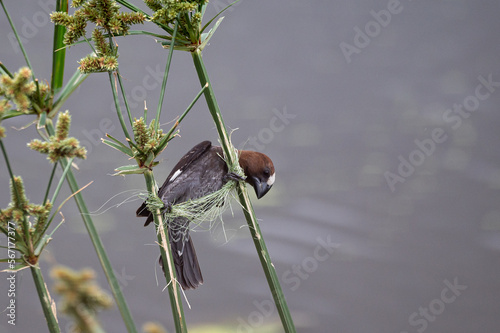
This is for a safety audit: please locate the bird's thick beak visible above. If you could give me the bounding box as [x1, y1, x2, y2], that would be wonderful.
[252, 176, 273, 199]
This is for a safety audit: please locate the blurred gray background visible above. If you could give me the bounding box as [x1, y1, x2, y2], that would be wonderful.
[1, 0, 500, 332]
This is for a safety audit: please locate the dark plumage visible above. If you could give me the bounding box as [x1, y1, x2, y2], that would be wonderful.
[137, 141, 275, 290]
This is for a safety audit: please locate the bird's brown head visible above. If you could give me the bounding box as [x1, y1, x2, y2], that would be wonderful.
[238, 150, 275, 199]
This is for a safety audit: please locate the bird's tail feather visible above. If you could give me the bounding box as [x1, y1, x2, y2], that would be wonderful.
[160, 233, 203, 290]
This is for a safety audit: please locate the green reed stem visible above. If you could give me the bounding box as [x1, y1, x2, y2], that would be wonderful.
[143, 171, 187, 333]
[45, 123, 138, 333]
[43, 162, 58, 204]
[31, 265, 61, 333]
[51, 0, 67, 94]
[108, 73, 131, 141]
[155, 17, 179, 132]
[191, 49, 296, 333]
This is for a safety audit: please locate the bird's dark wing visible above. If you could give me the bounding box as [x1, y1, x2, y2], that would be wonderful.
[136, 141, 212, 225]
[136, 140, 218, 290]
[162, 140, 212, 187]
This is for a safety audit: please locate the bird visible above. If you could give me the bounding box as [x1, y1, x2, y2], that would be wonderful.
[136, 140, 275, 290]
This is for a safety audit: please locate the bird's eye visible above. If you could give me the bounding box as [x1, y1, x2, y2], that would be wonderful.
[263, 168, 270, 175]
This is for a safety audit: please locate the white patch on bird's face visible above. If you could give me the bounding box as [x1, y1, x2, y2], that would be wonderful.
[267, 173, 275, 186]
[170, 169, 182, 181]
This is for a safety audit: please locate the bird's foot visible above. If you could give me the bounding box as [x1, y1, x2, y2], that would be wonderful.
[161, 202, 172, 214]
[225, 172, 245, 182]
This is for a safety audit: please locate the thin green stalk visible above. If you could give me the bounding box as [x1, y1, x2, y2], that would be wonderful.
[50, 158, 73, 206]
[31, 265, 61, 333]
[162, 82, 208, 143]
[0, 140, 33, 258]
[155, 17, 179, 132]
[200, 0, 240, 34]
[0, 0, 35, 81]
[51, 0, 68, 94]
[0, 140, 19, 203]
[0, 62, 13, 77]
[191, 49, 296, 332]
[115, 70, 133, 127]
[154, 82, 207, 154]
[190, 50, 232, 159]
[116, 30, 171, 40]
[143, 171, 187, 333]
[40, 157, 74, 236]
[44, 122, 138, 333]
[107, 36, 134, 129]
[235, 185, 296, 330]
[108, 72, 131, 140]
[43, 162, 59, 204]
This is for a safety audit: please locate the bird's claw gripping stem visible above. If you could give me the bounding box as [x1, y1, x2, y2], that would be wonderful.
[225, 172, 245, 182]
